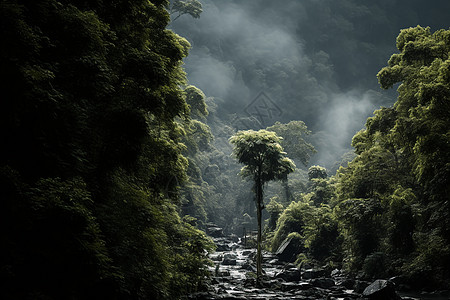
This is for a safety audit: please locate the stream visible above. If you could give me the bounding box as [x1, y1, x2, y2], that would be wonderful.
[187, 229, 450, 300]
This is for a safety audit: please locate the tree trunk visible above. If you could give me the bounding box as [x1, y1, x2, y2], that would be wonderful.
[282, 178, 292, 203]
[256, 178, 263, 284]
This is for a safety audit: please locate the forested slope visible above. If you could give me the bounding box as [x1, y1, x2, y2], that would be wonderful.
[1, 1, 450, 299]
[1, 1, 213, 299]
[265, 26, 450, 289]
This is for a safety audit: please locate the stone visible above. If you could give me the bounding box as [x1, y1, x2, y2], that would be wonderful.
[229, 234, 240, 243]
[310, 277, 335, 289]
[328, 291, 361, 299]
[275, 237, 301, 262]
[207, 226, 224, 238]
[241, 263, 257, 272]
[280, 282, 299, 292]
[354, 280, 370, 293]
[222, 258, 237, 266]
[275, 268, 301, 282]
[216, 243, 231, 251]
[336, 278, 356, 289]
[296, 281, 313, 290]
[301, 268, 326, 279]
[267, 258, 284, 265]
[331, 269, 341, 277]
[211, 254, 223, 261]
[224, 253, 237, 260]
[222, 253, 237, 265]
[362, 279, 401, 300]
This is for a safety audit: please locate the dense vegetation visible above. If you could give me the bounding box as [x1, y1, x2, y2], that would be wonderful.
[2, 0, 450, 299]
[266, 26, 450, 289]
[1, 1, 214, 299]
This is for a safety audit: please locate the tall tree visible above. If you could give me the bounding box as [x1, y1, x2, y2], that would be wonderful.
[230, 130, 295, 282]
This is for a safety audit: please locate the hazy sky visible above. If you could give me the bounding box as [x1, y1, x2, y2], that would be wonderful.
[171, 0, 450, 167]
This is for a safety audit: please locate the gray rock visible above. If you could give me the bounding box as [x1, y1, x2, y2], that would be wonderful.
[362, 279, 401, 300]
[229, 234, 240, 243]
[310, 277, 335, 289]
[336, 278, 356, 289]
[241, 262, 257, 272]
[275, 268, 301, 282]
[207, 227, 224, 238]
[217, 270, 231, 277]
[280, 282, 299, 291]
[216, 243, 231, 251]
[222, 258, 237, 265]
[302, 268, 326, 279]
[331, 269, 341, 277]
[222, 253, 237, 265]
[267, 258, 284, 265]
[275, 237, 301, 262]
[224, 253, 237, 260]
[354, 280, 370, 293]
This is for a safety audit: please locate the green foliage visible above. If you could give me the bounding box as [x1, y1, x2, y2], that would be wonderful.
[185, 85, 208, 120]
[362, 252, 387, 279]
[230, 130, 296, 183]
[266, 121, 316, 167]
[170, 0, 203, 22]
[0, 169, 119, 299]
[303, 204, 342, 263]
[377, 26, 450, 203]
[230, 129, 295, 279]
[306, 178, 334, 206]
[385, 187, 415, 255]
[330, 26, 450, 285]
[308, 165, 328, 180]
[335, 198, 383, 271]
[271, 200, 312, 251]
[266, 197, 284, 230]
[305, 166, 333, 206]
[1, 0, 214, 299]
[403, 232, 450, 288]
[270, 196, 342, 265]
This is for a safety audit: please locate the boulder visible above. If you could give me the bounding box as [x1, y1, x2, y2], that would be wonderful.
[211, 254, 223, 262]
[229, 234, 240, 243]
[310, 277, 335, 289]
[362, 279, 401, 300]
[216, 243, 231, 251]
[222, 253, 237, 265]
[354, 280, 370, 293]
[275, 268, 301, 282]
[241, 263, 257, 272]
[331, 268, 341, 277]
[280, 282, 299, 292]
[267, 258, 284, 266]
[217, 270, 231, 277]
[302, 268, 326, 279]
[207, 226, 224, 238]
[336, 278, 356, 289]
[275, 237, 301, 262]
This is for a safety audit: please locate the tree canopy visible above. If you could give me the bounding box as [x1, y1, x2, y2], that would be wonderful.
[230, 130, 295, 184]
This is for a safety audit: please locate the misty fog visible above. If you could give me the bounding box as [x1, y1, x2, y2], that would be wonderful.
[170, 0, 450, 168]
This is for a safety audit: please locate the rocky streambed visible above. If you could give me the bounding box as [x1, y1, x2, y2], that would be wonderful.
[187, 228, 449, 300]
